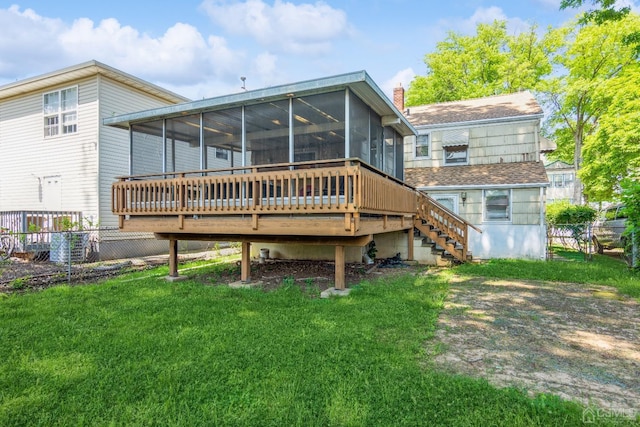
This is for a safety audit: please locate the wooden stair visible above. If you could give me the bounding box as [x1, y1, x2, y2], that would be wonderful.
[414, 191, 481, 263]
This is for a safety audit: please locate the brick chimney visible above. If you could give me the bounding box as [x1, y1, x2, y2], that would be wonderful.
[393, 83, 405, 113]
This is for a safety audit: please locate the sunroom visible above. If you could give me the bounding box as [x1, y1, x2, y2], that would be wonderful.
[106, 71, 472, 288]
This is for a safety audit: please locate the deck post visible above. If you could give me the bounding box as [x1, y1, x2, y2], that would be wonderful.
[335, 245, 345, 290]
[241, 241, 251, 282]
[169, 239, 178, 277]
[407, 226, 414, 261]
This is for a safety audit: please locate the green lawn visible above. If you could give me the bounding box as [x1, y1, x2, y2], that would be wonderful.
[0, 256, 636, 426]
[454, 248, 640, 301]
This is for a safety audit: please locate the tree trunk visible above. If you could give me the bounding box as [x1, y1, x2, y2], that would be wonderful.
[573, 121, 584, 204]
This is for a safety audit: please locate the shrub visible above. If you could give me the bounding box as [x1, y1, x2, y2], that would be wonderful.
[621, 178, 640, 269]
[546, 201, 597, 225]
[546, 201, 597, 253]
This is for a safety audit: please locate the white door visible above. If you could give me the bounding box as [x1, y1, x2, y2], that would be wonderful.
[433, 194, 459, 214]
[43, 175, 62, 210]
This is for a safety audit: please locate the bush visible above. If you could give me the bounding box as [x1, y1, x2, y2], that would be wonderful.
[621, 178, 640, 269]
[546, 201, 597, 225]
[546, 201, 597, 253]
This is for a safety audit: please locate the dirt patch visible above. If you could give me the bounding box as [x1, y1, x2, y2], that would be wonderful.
[429, 275, 640, 413]
[200, 257, 415, 292]
[0, 251, 414, 294]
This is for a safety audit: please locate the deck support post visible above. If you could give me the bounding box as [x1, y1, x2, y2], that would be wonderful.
[335, 245, 345, 290]
[407, 226, 414, 261]
[169, 239, 179, 277]
[241, 241, 251, 282]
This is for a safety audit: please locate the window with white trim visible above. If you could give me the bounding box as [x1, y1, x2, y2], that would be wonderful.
[415, 133, 430, 158]
[444, 145, 468, 165]
[442, 129, 469, 165]
[553, 174, 564, 187]
[484, 189, 511, 221]
[43, 86, 78, 137]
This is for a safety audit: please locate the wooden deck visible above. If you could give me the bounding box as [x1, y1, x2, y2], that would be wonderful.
[112, 158, 477, 288]
[113, 159, 416, 235]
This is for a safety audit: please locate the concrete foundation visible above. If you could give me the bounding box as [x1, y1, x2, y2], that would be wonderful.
[320, 287, 352, 298]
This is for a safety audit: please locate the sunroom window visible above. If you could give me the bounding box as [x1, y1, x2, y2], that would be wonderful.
[43, 86, 78, 137]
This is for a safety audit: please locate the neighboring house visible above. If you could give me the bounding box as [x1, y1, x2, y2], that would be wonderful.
[396, 88, 550, 260]
[0, 60, 190, 257]
[539, 136, 577, 204]
[544, 160, 576, 204]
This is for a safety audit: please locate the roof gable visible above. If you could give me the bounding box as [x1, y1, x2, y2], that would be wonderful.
[406, 91, 543, 128]
[0, 60, 189, 104]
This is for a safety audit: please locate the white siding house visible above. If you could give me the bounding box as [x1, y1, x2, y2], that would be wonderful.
[544, 160, 577, 204]
[396, 90, 550, 260]
[0, 60, 189, 228]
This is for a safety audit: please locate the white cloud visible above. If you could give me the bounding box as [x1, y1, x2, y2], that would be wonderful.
[533, 0, 562, 9]
[251, 52, 280, 87]
[466, 6, 508, 26]
[617, 0, 640, 13]
[0, 5, 245, 95]
[0, 6, 67, 77]
[58, 18, 244, 85]
[382, 68, 415, 102]
[437, 6, 533, 37]
[200, 0, 353, 54]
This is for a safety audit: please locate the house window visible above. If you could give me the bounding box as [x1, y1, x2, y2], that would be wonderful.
[553, 174, 564, 187]
[415, 134, 430, 158]
[442, 129, 469, 165]
[484, 189, 510, 221]
[564, 173, 574, 186]
[444, 145, 468, 165]
[552, 173, 574, 187]
[215, 148, 229, 160]
[43, 86, 78, 137]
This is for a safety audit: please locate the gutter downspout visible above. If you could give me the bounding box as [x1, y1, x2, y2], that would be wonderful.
[540, 186, 546, 259]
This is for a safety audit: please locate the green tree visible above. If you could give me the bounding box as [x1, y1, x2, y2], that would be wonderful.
[561, 0, 631, 23]
[621, 178, 640, 269]
[579, 64, 640, 200]
[560, 0, 640, 56]
[405, 21, 559, 106]
[540, 14, 640, 203]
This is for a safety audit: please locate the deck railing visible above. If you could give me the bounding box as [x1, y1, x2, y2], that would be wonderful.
[112, 159, 417, 218]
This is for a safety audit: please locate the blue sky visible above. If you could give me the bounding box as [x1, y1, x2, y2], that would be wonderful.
[0, 0, 638, 100]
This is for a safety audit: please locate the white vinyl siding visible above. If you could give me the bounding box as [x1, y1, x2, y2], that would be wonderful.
[98, 77, 186, 227]
[0, 78, 98, 217]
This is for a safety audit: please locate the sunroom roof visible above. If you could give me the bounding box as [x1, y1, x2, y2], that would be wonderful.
[103, 70, 416, 137]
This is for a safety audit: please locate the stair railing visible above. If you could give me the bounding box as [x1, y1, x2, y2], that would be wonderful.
[415, 191, 482, 261]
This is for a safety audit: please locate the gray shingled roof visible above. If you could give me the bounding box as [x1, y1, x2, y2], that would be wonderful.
[405, 161, 549, 188]
[405, 91, 543, 127]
